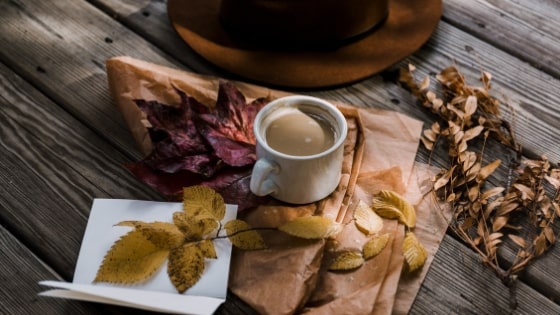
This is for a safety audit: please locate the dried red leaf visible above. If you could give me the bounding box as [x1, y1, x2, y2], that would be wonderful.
[135, 97, 218, 176]
[193, 82, 268, 166]
[128, 82, 271, 210]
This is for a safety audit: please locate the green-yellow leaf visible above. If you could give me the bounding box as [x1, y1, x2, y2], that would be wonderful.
[363, 233, 391, 260]
[183, 186, 226, 221]
[403, 231, 428, 272]
[116, 221, 184, 249]
[372, 190, 416, 228]
[94, 230, 169, 284]
[224, 220, 267, 250]
[168, 242, 205, 293]
[354, 200, 384, 235]
[328, 251, 365, 271]
[279, 216, 342, 239]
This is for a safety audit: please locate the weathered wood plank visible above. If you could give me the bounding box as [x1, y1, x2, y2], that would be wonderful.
[0, 60, 162, 277]
[0, 0, 186, 158]
[0, 226, 114, 314]
[443, 0, 560, 79]
[411, 235, 560, 315]
[87, 0, 223, 76]
[1, 0, 559, 313]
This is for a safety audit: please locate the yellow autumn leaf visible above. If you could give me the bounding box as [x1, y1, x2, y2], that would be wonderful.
[167, 242, 205, 293]
[328, 251, 365, 271]
[224, 220, 267, 250]
[279, 216, 342, 239]
[116, 221, 184, 249]
[403, 231, 427, 272]
[173, 211, 218, 241]
[183, 186, 226, 221]
[197, 239, 217, 259]
[363, 233, 391, 260]
[354, 200, 384, 235]
[372, 190, 416, 228]
[94, 230, 169, 284]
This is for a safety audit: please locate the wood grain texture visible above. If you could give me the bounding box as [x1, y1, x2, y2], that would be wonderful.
[0, 0, 559, 314]
[411, 235, 560, 314]
[0, 61, 163, 277]
[0, 226, 114, 314]
[443, 0, 560, 79]
[0, 0, 184, 158]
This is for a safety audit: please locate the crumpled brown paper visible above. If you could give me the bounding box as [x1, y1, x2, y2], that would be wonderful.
[106, 56, 452, 315]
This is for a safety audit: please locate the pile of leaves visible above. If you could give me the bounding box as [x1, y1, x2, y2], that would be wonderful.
[95, 186, 424, 293]
[127, 82, 272, 210]
[399, 64, 560, 285]
[94, 186, 267, 293]
[329, 191, 427, 273]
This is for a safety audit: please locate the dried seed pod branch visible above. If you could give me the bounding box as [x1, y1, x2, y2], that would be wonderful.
[400, 64, 559, 286]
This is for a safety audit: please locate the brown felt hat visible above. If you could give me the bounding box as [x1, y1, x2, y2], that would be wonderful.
[168, 0, 442, 89]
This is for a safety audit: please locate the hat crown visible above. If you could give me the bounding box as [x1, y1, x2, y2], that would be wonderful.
[219, 0, 389, 47]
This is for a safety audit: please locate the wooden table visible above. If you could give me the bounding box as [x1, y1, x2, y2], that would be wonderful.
[1, 1, 559, 314]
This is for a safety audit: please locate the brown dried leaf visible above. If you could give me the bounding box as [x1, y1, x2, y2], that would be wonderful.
[492, 216, 508, 231]
[421, 136, 434, 150]
[460, 151, 477, 171]
[363, 233, 390, 260]
[168, 242, 205, 293]
[183, 186, 226, 221]
[554, 202, 560, 218]
[354, 200, 384, 235]
[464, 95, 478, 117]
[434, 166, 456, 191]
[468, 185, 480, 202]
[466, 162, 481, 182]
[545, 173, 560, 189]
[454, 131, 465, 144]
[447, 104, 465, 119]
[420, 76, 430, 91]
[423, 128, 438, 142]
[463, 125, 485, 142]
[457, 140, 468, 154]
[544, 227, 555, 244]
[508, 234, 527, 248]
[403, 231, 427, 272]
[496, 200, 519, 216]
[328, 251, 364, 271]
[279, 216, 342, 239]
[94, 230, 169, 284]
[513, 183, 535, 200]
[480, 187, 505, 202]
[431, 121, 441, 134]
[432, 98, 444, 110]
[534, 233, 547, 256]
[477, 159, 501, 182]
[224, 219, 267, 250]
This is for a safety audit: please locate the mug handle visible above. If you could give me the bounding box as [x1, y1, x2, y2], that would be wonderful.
[250, 159, 280, 196]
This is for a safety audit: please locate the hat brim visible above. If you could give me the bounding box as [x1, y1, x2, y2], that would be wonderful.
[168, 0, 442, 89]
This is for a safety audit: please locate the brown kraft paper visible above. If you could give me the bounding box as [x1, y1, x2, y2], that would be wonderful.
[105, 56, 452, 315]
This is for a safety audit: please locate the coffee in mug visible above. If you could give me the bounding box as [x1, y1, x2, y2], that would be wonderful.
[250, 96, 347, 204]
[264, 107, 335, 156]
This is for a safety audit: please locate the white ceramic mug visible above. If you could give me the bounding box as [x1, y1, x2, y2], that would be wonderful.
[250, 95, 348, 204]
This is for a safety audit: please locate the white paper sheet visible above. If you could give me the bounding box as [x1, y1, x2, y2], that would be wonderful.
[39, 199, 238, 315]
